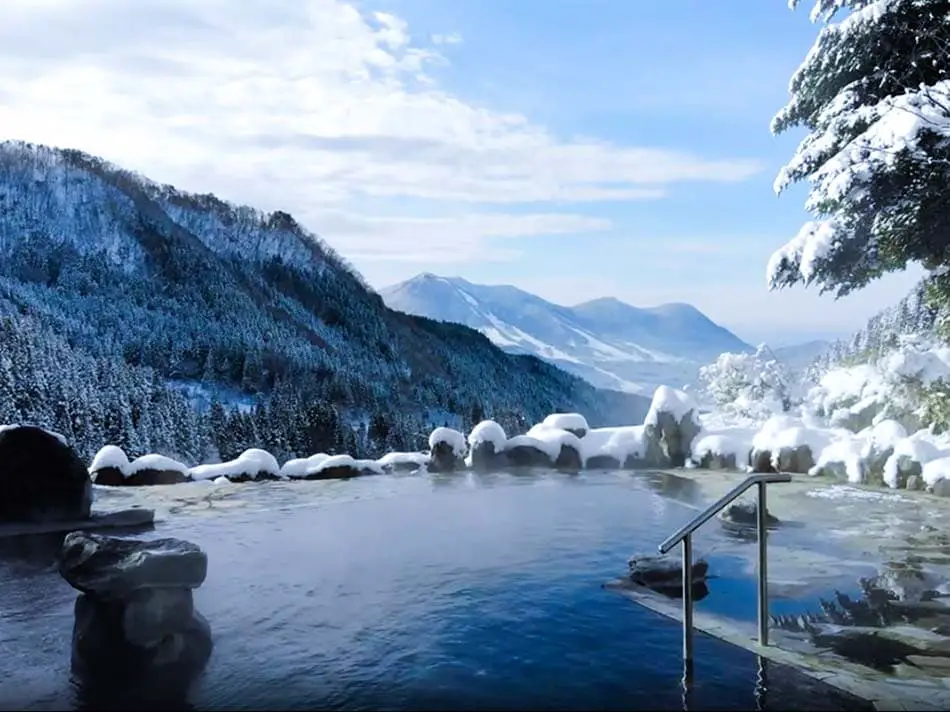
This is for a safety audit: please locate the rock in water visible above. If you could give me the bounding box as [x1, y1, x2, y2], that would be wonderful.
[469, 440, 508, 473]
[71, 593, 213, 682]
[429, 441, 465, 473]
[60, 532, 208, 599]
[0, 425, 92, 523]
[628, 554, 709, 589]
[719, 502, 780, 528]
[61, 533, 214, 697]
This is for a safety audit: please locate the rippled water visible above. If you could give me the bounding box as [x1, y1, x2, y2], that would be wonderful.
[0, 471, 871, 710]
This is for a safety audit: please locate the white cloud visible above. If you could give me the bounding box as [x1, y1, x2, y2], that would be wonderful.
[0, 0, 761, 257]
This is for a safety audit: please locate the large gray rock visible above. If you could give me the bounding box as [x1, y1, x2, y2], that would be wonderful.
[0, 425, 92, 523]
[644, 406, 699, 468]
[60, 532, 208, 599]
[774, 444, 815, 474]
[122, 587, 196, 648]
[719, 501, 780, 528]
[71, 593, 212, 683]
[505, 444, 553, 468]
[469, 440, 508, 473]
[554, 444, 582, 474]
[428, 441, 465, 473]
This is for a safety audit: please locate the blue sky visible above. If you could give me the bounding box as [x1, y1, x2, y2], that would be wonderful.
[0, 0, 924, 346]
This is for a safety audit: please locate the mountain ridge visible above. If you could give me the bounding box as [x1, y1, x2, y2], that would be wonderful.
[0, 140, 649, 462]
[380, 273, 752, 394]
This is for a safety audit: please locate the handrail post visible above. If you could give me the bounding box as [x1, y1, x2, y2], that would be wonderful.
[682, 534, 694, 673]
[756, 480, 768, 646]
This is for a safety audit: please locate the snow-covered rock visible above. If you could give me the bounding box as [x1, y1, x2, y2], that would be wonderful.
[0, 425, 92, 523]
[428, 427, 467, 473]
[189, 448, 281, 483]
[281, 453, 382, 480]
[89, 445, 131, 486]
[125, 454, 191, 486]
[644, 386, 701, 467]
[582, 426, 649, 469]
[466, 420, 508, 472]
[376, 452, 429, 473]
[690, 429, 754, 470]
[538, 412, 589, 438]
[523, 425, 583, 473]
[749, 416, 833, 474]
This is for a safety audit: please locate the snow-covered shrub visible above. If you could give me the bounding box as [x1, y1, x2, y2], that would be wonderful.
[698, 345, 794, 420]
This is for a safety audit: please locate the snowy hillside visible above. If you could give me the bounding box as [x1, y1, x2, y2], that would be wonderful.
[810, 281, 939, 375]
[380, 273, 751, 394]
[0, 141, 650, 463]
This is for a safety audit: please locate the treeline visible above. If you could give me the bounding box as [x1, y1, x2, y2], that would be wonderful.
[0, 305, 530, 465]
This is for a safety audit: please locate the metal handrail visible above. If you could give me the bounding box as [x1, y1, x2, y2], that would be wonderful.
[656, 472, 792, 676]
[659, 473, 791, 554]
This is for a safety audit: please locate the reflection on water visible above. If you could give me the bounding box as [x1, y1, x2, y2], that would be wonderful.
[1, 471, 872, 711]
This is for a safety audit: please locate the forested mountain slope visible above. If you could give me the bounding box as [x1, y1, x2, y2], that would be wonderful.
[0, 141, 648, 463]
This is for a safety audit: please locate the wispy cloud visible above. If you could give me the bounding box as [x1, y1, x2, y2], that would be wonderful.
[0, 0, 763, 261]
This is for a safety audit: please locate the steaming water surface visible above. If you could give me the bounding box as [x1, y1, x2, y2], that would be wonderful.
[0, 470, 872, 710]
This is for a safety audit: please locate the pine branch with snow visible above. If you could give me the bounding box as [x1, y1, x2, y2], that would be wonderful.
[771, 0, 950, 320]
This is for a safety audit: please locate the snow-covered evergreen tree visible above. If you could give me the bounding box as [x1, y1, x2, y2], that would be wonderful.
[771, 0, 950, 328]
[699, 345, 793, 419]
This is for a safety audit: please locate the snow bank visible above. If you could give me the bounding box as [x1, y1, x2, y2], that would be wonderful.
[539, 412, 589, 435]
[126, 453, 190, 475]
[429, 427, 467, 457]
[580, 426, 647, 466]
[467, 420, 507, 451]
[189, 448, 281, 481]
[645, 386, 698, 426]
[89, 444, 130, 474]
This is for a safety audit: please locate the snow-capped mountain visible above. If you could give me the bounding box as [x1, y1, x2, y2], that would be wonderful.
[380, 274, 752, 394]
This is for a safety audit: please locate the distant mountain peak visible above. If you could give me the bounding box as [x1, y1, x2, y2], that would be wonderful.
[381, 272, 752, 395]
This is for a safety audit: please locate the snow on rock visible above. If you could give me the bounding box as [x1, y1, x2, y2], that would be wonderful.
[213, 476, 231, 486]
[923, 457, 950, 494]
[89, 445, 130, 475]
[810, 437, 867, 484]
[376, 451, 429, 473]
[281, 453, 382, 480]
[428, 427, 467, 473]
[280, 454, 330, 479]
[644, 386, 701, 467]
[538, 412, 589, 438]
[750, 415, 834, 474]
[516, 425, 583, 472]
[0, 423, 68, 446]
[123, 453, 191, 486]
[581, 426, 649, 469]
[467, 420, 507, 451]
[690, 428, 755, 470]
[189, 448, 281, 482]
[645, 386, 699, 427]
[883, 434, 942, 490]
[466, 420, 508, 471]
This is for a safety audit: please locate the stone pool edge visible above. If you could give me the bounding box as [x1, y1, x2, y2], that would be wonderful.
[613, 576, 946, 712]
